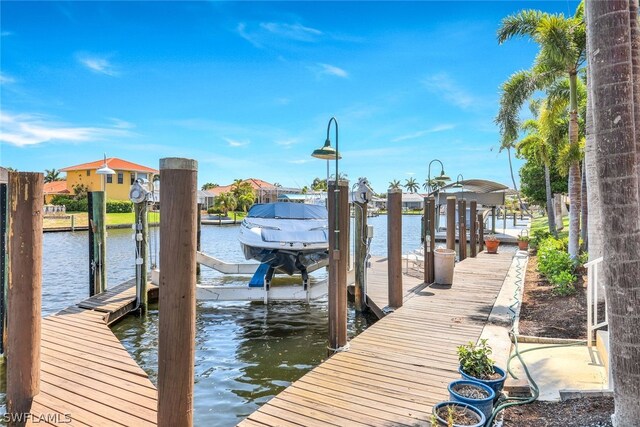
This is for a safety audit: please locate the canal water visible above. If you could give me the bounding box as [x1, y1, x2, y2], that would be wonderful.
[0, 215, 425, 424]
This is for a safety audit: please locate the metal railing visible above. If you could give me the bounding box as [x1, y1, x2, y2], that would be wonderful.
[585, 256, 606, 347]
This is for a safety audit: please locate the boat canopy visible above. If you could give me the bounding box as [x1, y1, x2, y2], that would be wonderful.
[248, 202, 328, 220]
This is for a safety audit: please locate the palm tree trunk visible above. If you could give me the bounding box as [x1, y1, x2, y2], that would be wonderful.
[544, 162, 557, 236]
[587, 1, 640, 425]
[505, 147, 532, 216]
[567, 71, 581, 259]
[630, 0, 640, 200]
[580, 161, 588, 251]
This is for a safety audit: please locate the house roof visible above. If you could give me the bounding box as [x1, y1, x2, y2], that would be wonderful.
[44, 181, 70, 194]
[201, 179, 277, 197]
[60, 158, 158, 174]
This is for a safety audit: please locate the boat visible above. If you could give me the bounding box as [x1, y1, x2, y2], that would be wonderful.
[238, 202, 329, 287]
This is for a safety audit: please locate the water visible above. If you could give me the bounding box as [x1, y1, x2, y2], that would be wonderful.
[0, 215, 425, 423]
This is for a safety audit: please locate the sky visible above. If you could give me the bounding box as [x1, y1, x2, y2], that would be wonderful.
[1, 0, 580, 193]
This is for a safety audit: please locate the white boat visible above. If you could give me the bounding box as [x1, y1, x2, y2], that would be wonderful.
[238, 202, 329, 285]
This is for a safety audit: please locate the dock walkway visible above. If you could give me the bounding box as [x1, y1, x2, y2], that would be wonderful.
[239, 251, 514, 426]
[28, 282, 158, 426]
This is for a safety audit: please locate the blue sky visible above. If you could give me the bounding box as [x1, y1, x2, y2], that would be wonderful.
[1, 1, 579, 192]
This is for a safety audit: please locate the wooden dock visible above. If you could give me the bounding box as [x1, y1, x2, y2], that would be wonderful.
[238, 250, 515, 427]
[27, 281, 158, 426]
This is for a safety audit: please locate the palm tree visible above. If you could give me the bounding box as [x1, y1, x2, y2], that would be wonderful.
[311, 177, 327, 191]
[422, 178, 444, 194]
[497, 3, 586, 258]
[388, 179, 401, 190]
[44, 168, 63, 183]
[214, 192, 236, 218]
[201, 182, 218, 190]
[586, 1, 640, 423]
[404, 177, 419, 193]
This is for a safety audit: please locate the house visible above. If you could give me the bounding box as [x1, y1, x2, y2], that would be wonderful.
[43, 181, 70, 203]
[60, 158, 159, 201]
[202, 178, 302, 207]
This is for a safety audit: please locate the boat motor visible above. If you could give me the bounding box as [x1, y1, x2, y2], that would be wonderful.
[129, 178, 151, 204]
[353, 177, 374, 204]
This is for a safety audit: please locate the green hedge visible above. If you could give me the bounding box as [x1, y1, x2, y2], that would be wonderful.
[49, 196, 133, 213]
[537, 236, 577, 296]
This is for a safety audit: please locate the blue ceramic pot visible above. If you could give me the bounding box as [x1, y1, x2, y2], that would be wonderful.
[432, 401, 485, 427]
[459, 365, 507, 399]
[448, 379, 495, 421]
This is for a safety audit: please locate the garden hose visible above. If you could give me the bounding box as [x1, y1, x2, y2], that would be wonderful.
[485, 253, 590, 426]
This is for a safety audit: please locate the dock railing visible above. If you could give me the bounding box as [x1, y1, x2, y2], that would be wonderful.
[585, 256, 606, 347]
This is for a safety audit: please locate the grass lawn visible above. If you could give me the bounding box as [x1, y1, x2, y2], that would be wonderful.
[531, 215, 569, 238]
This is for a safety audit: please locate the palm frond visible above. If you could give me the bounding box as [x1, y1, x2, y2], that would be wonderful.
[495, 70, 540, 149]
[497, 9, 547, 44]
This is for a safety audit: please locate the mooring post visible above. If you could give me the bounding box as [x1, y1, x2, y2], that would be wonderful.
[446, 196, 456, 251]
[478, 212, 485, 252]
[424, 197, 436, 284]
[513, 205, 517, 227]
[458, 199, 467, 261]
[469, 201, 477, 257]
[7, 172, 43, 417]
[0, 181, 7, 355]
[328, 180, 349, 354]
[88, 191, 107, 295]
[387, 189, 403, 309]
[353, 200, 367, 312]
[70, 214, 75, 232]
[158, 158, 198, 427]
[196, 203, 202, 277]
[491, 206, 496, 233]
[134, 199, 149, 312]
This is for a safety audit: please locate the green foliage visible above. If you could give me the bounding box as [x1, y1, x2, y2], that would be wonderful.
[207, 206, 223, 214]
[201, 182, 218, 190]
[550, 270, 576, 296]
[530, 229, 551, 249]
[72, 183, 89, 199]
[404, 177, 419, 193]
[388, 179, 401, 190]
[106, 200, 133, 213]
[457, 339, 495, 380]
[537, 235, 579, 295]
[50, 195, 87, 212]
[519, 160, 567, 208]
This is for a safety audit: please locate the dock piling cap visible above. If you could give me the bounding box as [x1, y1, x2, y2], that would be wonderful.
[160, 158, 198, 171]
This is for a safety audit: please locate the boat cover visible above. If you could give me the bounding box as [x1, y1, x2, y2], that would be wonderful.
[248, 203, 328, 220]
[261, 229, 328, 243]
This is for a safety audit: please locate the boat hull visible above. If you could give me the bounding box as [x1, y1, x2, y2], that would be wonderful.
[240, 244, 328, 276]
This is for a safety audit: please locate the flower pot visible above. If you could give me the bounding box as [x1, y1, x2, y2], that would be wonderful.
[484, 239, 500, 254]
[448, 379, 495, 421]
[432, 401, 485, 427]
[517, 240, 529, 251]
[459, 365, 507, 400]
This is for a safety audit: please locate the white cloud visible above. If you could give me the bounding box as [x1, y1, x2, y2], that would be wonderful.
[109, 118, 135, 129]
[236, 23, 262, 48]
[0, 72, 15, 84]
[224, 137, 249, 147]
[391, 123, 456, 142]
[275, 138, 299, 147]
[77, 53, 119, 76]
[317, 63, 348, 78]
[259, 22, 323, 42]
[288, 159, 312, 164]
[0, 112, 133, 147]
[423, 73, 475, 109]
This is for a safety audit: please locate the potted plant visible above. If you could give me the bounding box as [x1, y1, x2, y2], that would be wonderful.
[517, 234, 530, 251]
[448, 379, 495, 421]
[431, 401, 485, 427]
[457, 339, 507, 398]
[484, 234, 500, 254]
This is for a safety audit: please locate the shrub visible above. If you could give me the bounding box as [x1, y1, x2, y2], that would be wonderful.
[207, 206, 224, 214]
[50, 195, 88, 212]
[457, 339, 495, 380]
[106, 200, 133, 213]
[550, 270, 577, 296]
[530, 229, 551, 249]
[538, 238, 574, 279]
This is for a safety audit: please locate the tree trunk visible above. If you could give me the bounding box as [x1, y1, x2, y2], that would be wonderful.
[629, 0, 640, 198]
[544, 163, 557, 236]
[506, 147, 532, 216]
[587, 1, 640, 425]
[580, 161, 588, 251]
[567, 72, 582, 259]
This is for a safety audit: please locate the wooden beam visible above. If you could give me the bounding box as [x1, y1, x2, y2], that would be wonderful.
[7, 172, 43, 416]
[478, 212, 485, 252]
[158, 158, 198, 427]
[424, 197, 436, 284]
[387, 189, 403, 309]
[446, 196, 456, 251]
[134, 200, 148, 312]
[458, 199, 467, 261]
[353, 201, 367, 312]
[328, 180, 349, 354]
[469, 201, 477, 258]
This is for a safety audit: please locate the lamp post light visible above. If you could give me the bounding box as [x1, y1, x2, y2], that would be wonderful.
[96, 153, 116, 196]
[426, 159, 451, 196]
[312, 117, 341, 250]
[453, 174, 465, 200]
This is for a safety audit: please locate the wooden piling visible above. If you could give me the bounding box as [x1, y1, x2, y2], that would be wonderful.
[469, 201, 477, 257]
[328, 180, 349, 353]
[88, 191, 107, 295]
[513, 206, 517, 226]
[446, 196, 456, 251]
[387, 189, 403, 309]
[7, 172, 43, 417]
[478, 212, 485, 252]
[353, 200, 367, 312]
[0, 182, 6, 355]
[70, 214, 75, 232]
[158, 158, 198, 427]
[423, 197, 436, 284]
[196, 203, 202, 277]
[134, 200, 149, 312]
[458, 199, 467, 261]
[491, 206, 496, 233]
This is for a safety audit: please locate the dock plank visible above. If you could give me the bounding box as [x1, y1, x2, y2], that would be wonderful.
[239, 251, 515, 426]
[29, 280, 158, 426]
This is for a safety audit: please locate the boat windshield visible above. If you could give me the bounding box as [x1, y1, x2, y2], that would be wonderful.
[247, 202, 328, 220]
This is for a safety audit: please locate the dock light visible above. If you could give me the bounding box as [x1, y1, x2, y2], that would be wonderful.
[312, 117, 341, 252]
[427, 159, 450, 196]
[453, 174, 464, 200]
[96, 153, 116, 193]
